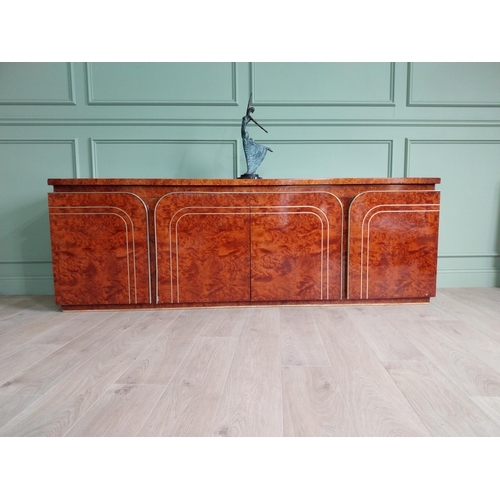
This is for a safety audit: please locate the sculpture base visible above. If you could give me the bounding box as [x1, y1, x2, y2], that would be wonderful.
[238, 173, 262, 179]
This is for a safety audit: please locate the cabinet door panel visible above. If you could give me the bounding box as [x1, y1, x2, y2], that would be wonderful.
[348, 190, 440, 300]
[250, 192, 344, 302]
[155, 193, 250, 304]
[48, 192, 151, 305]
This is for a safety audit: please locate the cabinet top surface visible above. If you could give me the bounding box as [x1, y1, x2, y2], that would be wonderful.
[48, 177, 440, 186]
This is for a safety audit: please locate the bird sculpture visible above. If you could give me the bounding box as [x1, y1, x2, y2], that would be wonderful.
[239, 94, 272, 179]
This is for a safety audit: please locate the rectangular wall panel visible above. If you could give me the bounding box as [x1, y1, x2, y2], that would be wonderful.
[0, 140, 77, 294]
[408, 63, 500, 106]
[406, 140, 500, 287]
[92, 140, 237, 179]
[0, 63, 75, 105]
[256, 141, 392, 179]
[87, 63, 237, 105]
[252, 63, 394, 105]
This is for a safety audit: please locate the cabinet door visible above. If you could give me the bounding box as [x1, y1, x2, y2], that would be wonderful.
[48, 192, 151, 306]
[250, 192, 344, 302]
[347, 190, 440, 300]
[155, 193, 250, 304]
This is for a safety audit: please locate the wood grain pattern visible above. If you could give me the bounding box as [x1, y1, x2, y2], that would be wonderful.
[386, 318, 500, 397]
[313, 307, 431, 436]
[0, 311, 115, 385]
[0, 311, 75, 357]
[116, 309, 214, 385]
[419, 318, 500, 375]
[0, 311, 177, 436]
[49, 178, 440, 309]
[49, 177, 441, 187]
[250, 192, 343, 301]
[431, 290, 500, 343]
[0, 296, 60, 334]
[383, 360, 500, 436]
[280, 307, 331, 367]
[49, 192, 151, 306]
[0, 296, 30, 318]
[469, 397, 500, 428]
[154, 193, 250, 304]
[211, 309, 282, 437]
[348, 190, 440, 300]
[199, 307, 250, 338]
[282, 365, 356, 436]
[0, 311, 147, 397]
[444, 288, 500, 322]
[0, 394, 40, 429]
[65, 384, 166, 437]
[138, 336, 238, 437]
[3, 289, 500, 437]
[345, 306, 426, 361]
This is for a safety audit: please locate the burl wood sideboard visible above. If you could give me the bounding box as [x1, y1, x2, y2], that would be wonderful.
[47, 178, 440, 311]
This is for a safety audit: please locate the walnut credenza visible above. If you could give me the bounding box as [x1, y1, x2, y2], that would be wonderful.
[47, 178, 440, 310]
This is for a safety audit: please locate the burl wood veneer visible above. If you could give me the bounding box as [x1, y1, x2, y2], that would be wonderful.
[47, 178, 440, 310]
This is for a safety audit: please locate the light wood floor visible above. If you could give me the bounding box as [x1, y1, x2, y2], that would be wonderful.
[1, 288, 500, 437]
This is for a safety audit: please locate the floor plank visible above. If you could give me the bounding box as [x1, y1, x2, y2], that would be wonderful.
[0, 394, 40, 429]
[0, 311, 116, 386]
[419, 319, 500, 376]
[211, 309, 282, 437]
[200, 307, 250, 338]
[431, 291, 500, 343]
[0, 311, 75, 357]
[313, 307, 431, 436]
[383, 360, 500, 436]
[116, 309, 214, 385]
[138, 336, 238, 437]
[0, 295, 56, 319]
[2, 289, 500, 437]
[0, 311, 178, 436]
[380, 307, 500, 397]
[0, 311, 148, 399]
[280, 307, 331, 367]
[345, 306, 426, 362]
[469, 397, 500, 428]
[444, 288, 500, 321]
[282, 365, 356, 436]
[65, 384, 166, 437]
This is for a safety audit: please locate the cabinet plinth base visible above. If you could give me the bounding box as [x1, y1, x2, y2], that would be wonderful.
[59, 297, 431, 311]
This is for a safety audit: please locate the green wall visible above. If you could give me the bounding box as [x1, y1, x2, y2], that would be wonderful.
[1, 62, 500, 294]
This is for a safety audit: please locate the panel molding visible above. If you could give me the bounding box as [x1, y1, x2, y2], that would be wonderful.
[263, 140, 394, 177]
[407, 63, 500, 108]
[86, 63, 238, 106]
[3, 118, 500, 128]
[90, 139, 238, 179]
[0, 63, 76, 106]
[437, 268, 500, 288]
[251, 62, 395, 106]
[404, 139, 500, 177]
[0, 139, 80, 178]
[439, 253, 500, 258]
[0, 259, 52, 264]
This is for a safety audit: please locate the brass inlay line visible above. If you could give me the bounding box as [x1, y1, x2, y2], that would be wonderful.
[154, 191, 343, 304]
[171, 209, 326, 304]
[364, 208, 440, 299]
[346, 190, 439, 299]
[50, 191, 152, 303]
[51, 210, 132, 304]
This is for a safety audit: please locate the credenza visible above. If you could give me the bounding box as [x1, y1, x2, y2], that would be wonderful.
[47, 178, 440, 310]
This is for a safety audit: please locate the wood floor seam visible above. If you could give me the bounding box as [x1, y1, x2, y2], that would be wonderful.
[2, 290, 500, 437]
